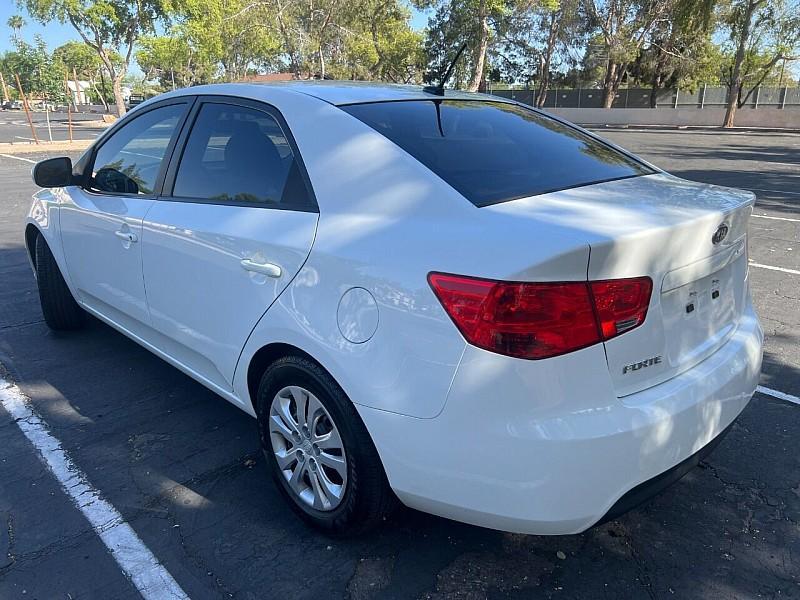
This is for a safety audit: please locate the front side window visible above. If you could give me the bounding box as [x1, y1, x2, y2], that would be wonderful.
[90, 103, 185, 195]
[341, 100, 654, 207]
[172, 102, 312, 209]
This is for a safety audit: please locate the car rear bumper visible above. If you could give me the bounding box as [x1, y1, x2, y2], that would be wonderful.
[358, 300, 763, 535]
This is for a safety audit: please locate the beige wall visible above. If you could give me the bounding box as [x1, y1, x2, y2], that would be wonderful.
[545, 107, 800, 129]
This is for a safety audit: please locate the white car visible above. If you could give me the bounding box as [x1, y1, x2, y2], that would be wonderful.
[25, 82, 763, 535]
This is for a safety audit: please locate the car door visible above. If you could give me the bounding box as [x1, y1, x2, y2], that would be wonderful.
[60, 100, 191, 328]
[141, 97, 319, 391]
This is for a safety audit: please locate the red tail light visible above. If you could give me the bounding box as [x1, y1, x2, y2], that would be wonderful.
[590, 278, 652, 339]
[428, 273, 652, 360]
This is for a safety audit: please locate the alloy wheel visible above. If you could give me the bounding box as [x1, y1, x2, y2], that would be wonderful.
[268, 385, 348, 511]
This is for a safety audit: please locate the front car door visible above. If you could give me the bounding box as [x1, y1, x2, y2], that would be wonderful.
[60, 100, 191, 328]
[141, 97, 319, 391]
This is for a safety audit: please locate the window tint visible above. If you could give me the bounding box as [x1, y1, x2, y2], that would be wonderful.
[341, 100, 654, 207]
[173, 103, 311, 208]
[91, 103, 184, 195]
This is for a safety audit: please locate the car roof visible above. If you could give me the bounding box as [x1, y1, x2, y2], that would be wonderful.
[164, 80, 513, 107]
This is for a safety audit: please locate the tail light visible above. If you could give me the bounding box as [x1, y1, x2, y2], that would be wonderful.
[428, 272, 652, 360]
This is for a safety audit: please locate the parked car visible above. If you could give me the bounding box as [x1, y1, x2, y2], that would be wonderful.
[2, 100, 23, 110]
[25, 82, 763, 535]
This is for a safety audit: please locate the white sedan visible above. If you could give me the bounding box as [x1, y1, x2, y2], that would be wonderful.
[25, 82, 763, 535]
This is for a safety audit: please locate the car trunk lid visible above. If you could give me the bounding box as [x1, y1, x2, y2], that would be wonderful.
[484, 173, 755, 396]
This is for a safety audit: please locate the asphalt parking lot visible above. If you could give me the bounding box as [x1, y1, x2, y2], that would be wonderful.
[0, 110, 106, 144]
[0, 128, 798, 600]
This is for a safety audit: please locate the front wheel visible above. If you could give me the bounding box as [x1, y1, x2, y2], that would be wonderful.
[256, 355, 395, 534]
[34, 233, 85, 331]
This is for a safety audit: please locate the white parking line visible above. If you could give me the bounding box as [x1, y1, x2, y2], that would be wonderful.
[749, 261, 800, 276]
[0, 153, 36, 164]
[752, 214, 800, 223]
[757, 385, 800, 406]
[0, 375, 189, 600]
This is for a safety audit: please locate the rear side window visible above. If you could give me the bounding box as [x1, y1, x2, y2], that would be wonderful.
[341, 100, 653, 207]
[172, 102, 313, 210]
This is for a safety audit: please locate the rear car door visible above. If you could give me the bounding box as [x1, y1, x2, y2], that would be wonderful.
[141, 97, 319, 391]
[60, 100, 190, 327]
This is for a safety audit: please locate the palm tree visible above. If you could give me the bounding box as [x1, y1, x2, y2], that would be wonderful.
[8, 15, 25, 43]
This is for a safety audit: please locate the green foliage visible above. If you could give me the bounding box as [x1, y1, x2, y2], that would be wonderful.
[718, 0, 800, 95]
[163, 0, 423, 83]
[20, 0, 171, 114]
[53, 40, 102, 76]
[136, 33, 214, 89]
[417, 0, 560, 90]
[0, 36, 67, 102]
[169, 0, 281, 82]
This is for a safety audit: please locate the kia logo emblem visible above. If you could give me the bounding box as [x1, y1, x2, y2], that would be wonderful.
[712, 224, 729, 245]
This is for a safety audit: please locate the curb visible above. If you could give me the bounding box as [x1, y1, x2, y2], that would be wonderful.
[581, 123, 800, 134]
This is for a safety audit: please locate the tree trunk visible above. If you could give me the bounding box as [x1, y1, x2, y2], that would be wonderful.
[602, 61, 618, 108]
[98, 68, 109, 111]
[649, 71, 663, 108]
[90, 74, 109, 112]
[112, 76, 127, 117]
[724, 0, 758, 127]
[467, 0, 490, 92]
[536, 12, 560, 108]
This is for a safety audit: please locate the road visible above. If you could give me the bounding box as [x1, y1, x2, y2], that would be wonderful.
[0, 129, 798, 600]
[0, 110, 107, 144]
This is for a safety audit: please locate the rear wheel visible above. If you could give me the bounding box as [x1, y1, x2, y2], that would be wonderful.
[256, 355, 394, 534]
[34, 233, 84, 330]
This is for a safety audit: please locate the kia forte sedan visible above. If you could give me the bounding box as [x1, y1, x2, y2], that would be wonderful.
[25, 82, 763, 535]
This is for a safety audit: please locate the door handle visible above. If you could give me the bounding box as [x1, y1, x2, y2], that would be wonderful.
[114, 230, 138, 243]
[240, 258, 282, 278]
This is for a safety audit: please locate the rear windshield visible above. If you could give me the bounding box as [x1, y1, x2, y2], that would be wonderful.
[341, 100, 654, 207]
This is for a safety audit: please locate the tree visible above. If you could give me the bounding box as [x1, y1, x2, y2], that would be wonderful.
[633, 0, 717, 106]
[487, 0, 584, 101]
[8, 15, 26, 43]
[339, 0, 425, 82]
[1, 36, 66, 104]
[719, 0, 800, 127]
[137, 34, 214, 90]
[166, 0, 282, 82]
[203, 0, 423, 81]
[53, 40, 112, 108]
[21, 0, 170, 116]
[583, 0, 674, 108]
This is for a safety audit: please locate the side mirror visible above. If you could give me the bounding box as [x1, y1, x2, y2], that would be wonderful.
[32, 157, 73, 188]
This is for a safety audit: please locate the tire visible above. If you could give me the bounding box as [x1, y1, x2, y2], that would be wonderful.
[34, 233, 85, 330]
[256, 355, 395, 535]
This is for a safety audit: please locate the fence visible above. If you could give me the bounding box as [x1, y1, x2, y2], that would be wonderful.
[490, 86, 800, 109]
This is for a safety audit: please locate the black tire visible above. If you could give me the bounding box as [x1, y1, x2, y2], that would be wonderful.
[34, 233, 85, 330]
[256, 355, 395, 535]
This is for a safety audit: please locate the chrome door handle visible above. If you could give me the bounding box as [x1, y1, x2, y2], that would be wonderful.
[114, 230, 138, 243]
[240, 259, 282, 278]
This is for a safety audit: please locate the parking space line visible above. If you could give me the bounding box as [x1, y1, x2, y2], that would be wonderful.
[0, 374, 190, 600]
[752, 214, 800, 223]
[749, 261, 800, 276]
[0, 153, 36, 164]
[757, 385, 800, 406]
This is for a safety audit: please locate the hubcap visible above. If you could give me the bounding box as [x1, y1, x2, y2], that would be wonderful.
[268, 386, 347, 511]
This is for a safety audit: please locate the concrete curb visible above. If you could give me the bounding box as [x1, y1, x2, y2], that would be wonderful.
[582, 123, 800, 134]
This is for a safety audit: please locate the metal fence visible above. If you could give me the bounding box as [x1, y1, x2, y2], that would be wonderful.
[490, 86, 800, 109]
